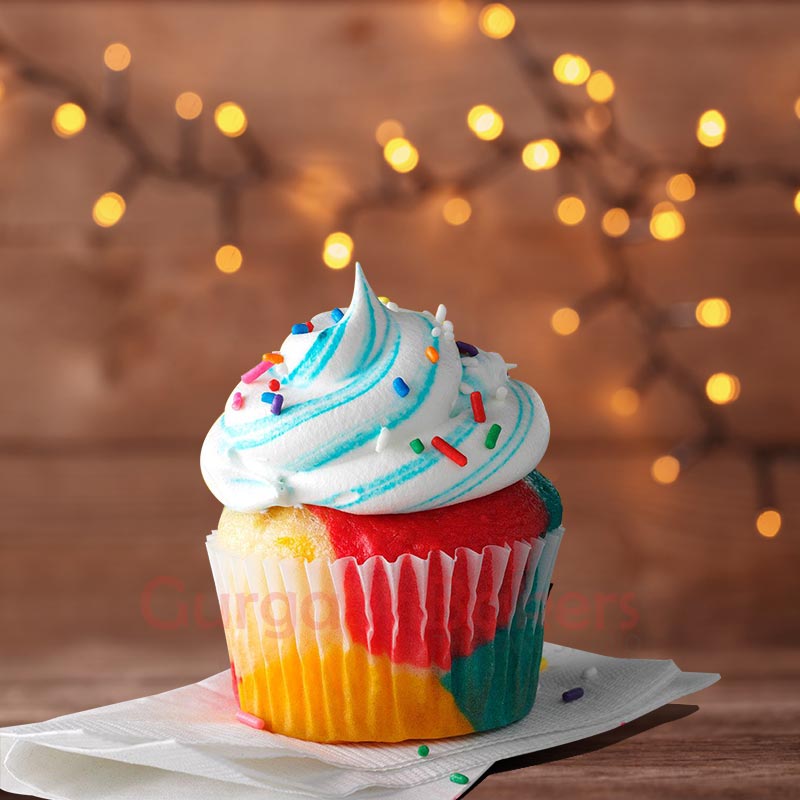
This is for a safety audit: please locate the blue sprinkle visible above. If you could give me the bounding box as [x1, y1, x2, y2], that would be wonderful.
[261, 392, 276, 404]
[271, 393, 284, 415]
[292, 323, 310, 335]
[393, 377, 410, 397]
[331, 307, 344, 322]
[562, 687, 584, 703]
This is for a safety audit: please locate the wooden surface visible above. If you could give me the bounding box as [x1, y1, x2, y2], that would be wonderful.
[0, 1, 799, 797]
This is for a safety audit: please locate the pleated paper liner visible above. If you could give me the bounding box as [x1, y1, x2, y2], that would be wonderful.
[207, 527, 563, 743]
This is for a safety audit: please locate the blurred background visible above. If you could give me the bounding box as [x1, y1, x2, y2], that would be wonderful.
[0, 0, 798, 751]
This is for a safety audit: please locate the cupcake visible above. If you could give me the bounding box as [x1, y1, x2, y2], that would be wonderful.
[202, 264, 563, 742]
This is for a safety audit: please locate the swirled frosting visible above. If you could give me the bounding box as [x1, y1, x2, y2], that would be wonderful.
[201, 265, 550, 514]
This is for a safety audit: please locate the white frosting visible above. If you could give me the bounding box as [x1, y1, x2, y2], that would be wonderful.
[201, 264, 550, 514]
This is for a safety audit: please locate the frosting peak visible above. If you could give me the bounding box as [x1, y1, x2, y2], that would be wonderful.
[201, 264, 550, 514]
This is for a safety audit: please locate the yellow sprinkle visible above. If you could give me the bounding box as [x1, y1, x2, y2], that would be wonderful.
[540, 657, 548, 672]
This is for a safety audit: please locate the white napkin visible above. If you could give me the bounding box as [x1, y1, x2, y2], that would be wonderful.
[1, 643, 719, 800]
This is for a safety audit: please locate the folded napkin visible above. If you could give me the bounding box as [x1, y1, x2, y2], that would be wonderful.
[1, 643, 719, 800]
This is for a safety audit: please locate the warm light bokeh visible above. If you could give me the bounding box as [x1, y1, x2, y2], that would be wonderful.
[52, 102, 87, 138]
[322, 232, 354, 269]
[695, 297, 731, 328]
[215, 244, 243, 274]
[92, 192, 126, 227]
[601, 207, 630, 237]
[553, 53, 591, 85]
[650, 203, 685, 240]
[467, 104, 504, 141]
[375, 119, 405, 146]
[383, 137, 420, 173]
[652, 455, 680, 484]
[697, 109, 726, 147]
[666, 173, 696, 202]
[521, 139, 560, 170]
[442, 197, 472, 225]
[555, 195, 586, 225]
[551, 307, 580, 335]
[478, 3, 515, 39]
[175, 91, 203, 120]
[611, 387, 640, 416]
[214, 101, 248, 137]
[756, 509, 782, 538]
[103, 42, 132, 72]
[586, 70, 615, 103]
[705, 372, 741, 404]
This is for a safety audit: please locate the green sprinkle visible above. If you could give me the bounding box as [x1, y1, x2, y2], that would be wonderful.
[485, 423, 502, 449]
[409, 438, 425, 454]
[417, 744, 430, 757]
[449, 773, 469, 785]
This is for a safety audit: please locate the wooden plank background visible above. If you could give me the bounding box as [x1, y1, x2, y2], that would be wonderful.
[0, 2, 798, 796]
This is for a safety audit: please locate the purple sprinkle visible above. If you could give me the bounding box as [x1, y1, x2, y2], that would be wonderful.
[562, 687, 584, 703]
[456, 341, 479, 357]
[271, 393, 284, 415]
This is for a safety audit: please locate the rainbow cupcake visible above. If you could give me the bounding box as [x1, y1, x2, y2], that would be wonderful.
[202, 265, 563, 742]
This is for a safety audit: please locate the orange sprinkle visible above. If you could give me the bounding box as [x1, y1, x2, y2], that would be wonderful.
[262, 352, 284, 363]
[426, 346, 439, 363]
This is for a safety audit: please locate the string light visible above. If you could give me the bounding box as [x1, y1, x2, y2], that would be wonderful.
[551, 307, 580, 335]
[322, 232, 354, 270]
[755, 508, 782, 538]
[611, 387, 640, 417]
[521, 139, 560, 170]
[650, 202, 685, 241]
[586, 70, 615, 103]
[375, 119, 405, 146]
[695, 297, 731, 328]
[666, 173, 696, 202]
[215, 244, 243, 274]
[478, 3, 515, 39]
[52, 102, 87, 138]
[92, 192, 126, 227]
[383, 136, 420, 172]
[555, 195, 586, 225]
[601, 207, 630, 237]
[696, 109, 726, 148]
[467, 104, 504, 141]
[442, 197, 472, 225]
[103, 43, 131, 72]
[175, 91, 203, 120]
[705, 372, 740, 405]
[553, 54, 591, 86]
[214, 101, 248, 137]
[651, 455, 680, 485]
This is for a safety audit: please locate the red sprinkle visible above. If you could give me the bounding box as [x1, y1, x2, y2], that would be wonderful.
[470, 391, 486, 423]
[305, 320, 314, 332]
[236, 710, 266, 730]
[268, 379, 281, 391]
[432, 436, 468, 467]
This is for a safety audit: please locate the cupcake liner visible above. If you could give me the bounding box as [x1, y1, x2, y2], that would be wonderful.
[207, 527, 563, 743]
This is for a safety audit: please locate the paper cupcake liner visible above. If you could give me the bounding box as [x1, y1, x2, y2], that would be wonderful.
[207, 526, 563, 743]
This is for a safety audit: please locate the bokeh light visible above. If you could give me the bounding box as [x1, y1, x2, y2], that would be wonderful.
[467, 105, 504, 141]
[383, 137, 419, 173]
[695, 297, 731, 328]
[103, 42, 132, 72]
[666, 173, 696, 202]
[611, 387, 640, 417]
[756, 509, 782, 538]
[442, 197, 472, 226]
[551, 307, 580, 335]
[586, 70, 615, 103]
[794, 189, 800, 215]
[601, 207, 630, 237]
[215, 244, 243, 274]
[521, 138, 560, 170]
[478, 3, 515, 39]
[555, 195, 586, 225]
[92, 192, 126, 227]
[651, 455, 680, 484]
[52, 102, 87, 138]
[375, 119, 405, 146]
[696, 109, 726, 148]
[214, 102, 248, 137]
[323, 232, 354, 269]
[175, 91, 203, 120]
[650, 202, 685, 241]
[553, 54, 591, 85]
[705, 372, 740, 404]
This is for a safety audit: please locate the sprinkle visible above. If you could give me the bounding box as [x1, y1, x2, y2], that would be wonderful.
[456, 340, 479, 357]
[268, 379, 281, 391]
[582, 666, 599, 680]
[236, 710, 266, 730]
[417, 744, 430, 757]
[242, 360, 271, 384]
[393, 377, 410, 397]
[425, 346, 440, 363]
[378, 295, 390, 304]
[470, 391, 486, 423]
[443, 331, 455, 341]
[231, 392, 244, 410]
[505, 361, 518, 370]
[435, 304, 447, 324]
[292, 323, 310, 335]
[262, 352, 284, 364]
[495, 386, 509, 401]
[485, 423, 502, 449]
[331, 307, 344, 322]
[449, 773, 469, 785]
[409, 438, 425, 454]
[431, 327, 442, 338]
[562, 687, 585, 703]
[432, 436, 468, 467]
[540, 657, 548, 671]
[376, 426, 391, 453]
[271, 394, 284, 415]
[387, 301, 399, 311]
[442, 320, 454, 333]
[261, 391, 276, 404]
[305, 320, 315, 332]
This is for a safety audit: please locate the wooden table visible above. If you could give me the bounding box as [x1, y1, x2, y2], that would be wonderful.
[2, 644, 797, 799]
